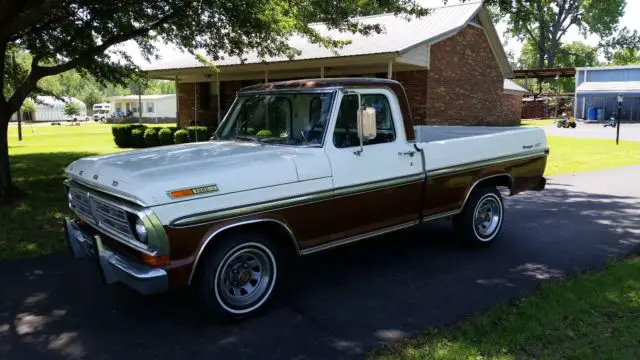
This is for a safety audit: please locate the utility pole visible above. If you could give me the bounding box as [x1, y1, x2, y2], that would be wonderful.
[616, 94, 623, 145]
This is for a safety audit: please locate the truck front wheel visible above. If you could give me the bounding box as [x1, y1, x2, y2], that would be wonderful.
[453, 186, 504, 247]
[193, 231, 281, 322]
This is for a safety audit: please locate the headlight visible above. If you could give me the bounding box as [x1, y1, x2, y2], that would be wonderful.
[134, 218, 148, 243]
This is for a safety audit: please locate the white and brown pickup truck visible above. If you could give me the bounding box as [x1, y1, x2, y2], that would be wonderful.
[63, 78, 548, 321]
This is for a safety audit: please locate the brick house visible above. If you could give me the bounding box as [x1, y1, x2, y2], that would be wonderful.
[145, 2, 523, 128]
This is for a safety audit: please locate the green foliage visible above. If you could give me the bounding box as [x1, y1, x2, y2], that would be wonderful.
[143, 128, 159, 147]
[256, 129, 273, 137]
[174, 129, 190, 144]
[246, 127, 256, 135]
[63, 102, 81, 116]
[485, 0, 633, 68]
[517, 40, 600, 93]
[111, 124, 147, 148]
[158, 128, 174, 145]
[131, 128, 146, 148]
[611, 48, 640, 65]
[20, 99, 36, 114]
[186, 126, 214, 142]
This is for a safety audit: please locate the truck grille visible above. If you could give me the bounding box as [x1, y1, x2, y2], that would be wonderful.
[69, 188, 93, 221]
[68, 187, 137, 243]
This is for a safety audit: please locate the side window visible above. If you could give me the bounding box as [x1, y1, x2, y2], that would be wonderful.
[332, 93, 396, 148]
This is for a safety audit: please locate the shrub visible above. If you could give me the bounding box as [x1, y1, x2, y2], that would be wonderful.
[131, 128, 146, 148]
[112, 124, 146, 148]
[256, 129, 273, 137]
[143, 128, 159, 147]
[158, 128, 174, 145]
[246, 127, 256, 135]
[186, 126, 212, 142]
[174, 129, 190, 144]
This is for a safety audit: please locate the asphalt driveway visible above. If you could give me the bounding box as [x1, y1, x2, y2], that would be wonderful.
[544, 122, 640, 141]
[2, 166, 640, 360]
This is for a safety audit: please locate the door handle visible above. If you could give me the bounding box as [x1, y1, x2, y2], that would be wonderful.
[398, 150, 416, 157]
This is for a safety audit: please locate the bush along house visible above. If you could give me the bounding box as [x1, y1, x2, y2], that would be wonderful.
[143, 2, 524, 129]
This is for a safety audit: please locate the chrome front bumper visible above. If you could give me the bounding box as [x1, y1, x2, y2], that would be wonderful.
[64, 217, 168, 295]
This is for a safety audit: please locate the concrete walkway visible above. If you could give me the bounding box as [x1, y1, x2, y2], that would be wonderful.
[1, 166, 640, 360]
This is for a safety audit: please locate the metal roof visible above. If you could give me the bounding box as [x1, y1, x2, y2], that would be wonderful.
[144, 2, 483, 71]
[107, 94, 175, 101]
[576, 64, 640, 71]
[576, 81, 640, 94]
[503, 79, 529, 94]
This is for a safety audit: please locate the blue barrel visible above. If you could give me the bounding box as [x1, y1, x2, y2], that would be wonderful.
[587, 107, 598, 121]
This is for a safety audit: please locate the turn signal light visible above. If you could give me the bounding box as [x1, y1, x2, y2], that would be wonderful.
[169, 189, 194, 198]
[142, 254, 170, 267]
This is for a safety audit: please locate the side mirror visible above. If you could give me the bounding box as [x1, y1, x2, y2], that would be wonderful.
[357, 107, 377, 140]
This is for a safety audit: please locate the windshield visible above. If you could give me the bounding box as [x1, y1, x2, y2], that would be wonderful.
[216, 91, 335, 146]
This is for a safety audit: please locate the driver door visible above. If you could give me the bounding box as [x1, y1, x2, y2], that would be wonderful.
[323, 89, 423, 241]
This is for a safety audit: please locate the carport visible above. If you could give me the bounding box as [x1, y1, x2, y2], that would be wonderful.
[575, 81, 640, 122]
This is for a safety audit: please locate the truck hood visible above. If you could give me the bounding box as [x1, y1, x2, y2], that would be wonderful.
[65, 140, 328, 206]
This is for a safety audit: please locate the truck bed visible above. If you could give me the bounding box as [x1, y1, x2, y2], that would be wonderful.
[413, 125, 547, 172]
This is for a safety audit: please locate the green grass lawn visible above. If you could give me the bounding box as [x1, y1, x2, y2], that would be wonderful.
[369, 256, 640, 360]
[1, 123, 130, 259]
[2, 123, 640, 259]
[545, 136, 640, 176]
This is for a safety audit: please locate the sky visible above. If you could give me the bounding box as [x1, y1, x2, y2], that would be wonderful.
[121, 0, 640, 68]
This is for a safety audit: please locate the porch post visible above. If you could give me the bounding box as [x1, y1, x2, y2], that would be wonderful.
[264, 69, 269, 83]
[175, 74, 179, 127]
[194, 83, 198, 128]
[582, 96, 586, 119]
[387, 60, 393, 79]
[320, 65, 324, 78]
[216, 72, 221, 126]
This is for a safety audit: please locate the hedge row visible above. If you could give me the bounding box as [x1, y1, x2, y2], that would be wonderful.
[111, 124, 215, 148]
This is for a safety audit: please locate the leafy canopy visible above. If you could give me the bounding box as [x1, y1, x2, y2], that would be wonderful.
[483, 0, 636, 68]
[62, 102, 81, 116]
[1, 0, 428, 116]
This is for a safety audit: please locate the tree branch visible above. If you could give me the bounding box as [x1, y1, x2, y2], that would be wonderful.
[35, 10, 180, 78]
[0, 0, 61, 43]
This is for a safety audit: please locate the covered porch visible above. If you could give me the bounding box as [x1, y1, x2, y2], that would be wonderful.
[148, 53, 430, 127]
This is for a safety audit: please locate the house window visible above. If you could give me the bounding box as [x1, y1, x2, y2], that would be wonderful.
[115, 104, 121, 113]
[146, 102, 154, 113]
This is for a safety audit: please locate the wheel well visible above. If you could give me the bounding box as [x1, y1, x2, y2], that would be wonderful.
[189, 220, 299, 285]
[475, 174, 513, 192]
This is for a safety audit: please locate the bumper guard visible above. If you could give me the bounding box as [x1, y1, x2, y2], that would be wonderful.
[64, 217, 168, 295]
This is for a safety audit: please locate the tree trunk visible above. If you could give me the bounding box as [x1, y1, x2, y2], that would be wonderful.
[0, 111, 12, 198]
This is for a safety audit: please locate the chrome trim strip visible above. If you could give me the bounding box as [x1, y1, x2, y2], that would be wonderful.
[422, 209, 460, 222]
[427, 150, 547, 179]
[299, 220, 419, 255]
[170, 173, 424, 227]
[187, 219, 300, 285]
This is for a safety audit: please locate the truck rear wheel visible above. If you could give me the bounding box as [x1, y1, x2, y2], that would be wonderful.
[453, 186, 504, 247]
[193, 231, 281, 322]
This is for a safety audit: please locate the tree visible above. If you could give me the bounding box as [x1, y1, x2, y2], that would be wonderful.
[484, 0, 636, 68]
[518, 39, 599, 93]
[63, 101, 80, 116]
[611, 48, 640, 65]
[0, 0, 429, 198]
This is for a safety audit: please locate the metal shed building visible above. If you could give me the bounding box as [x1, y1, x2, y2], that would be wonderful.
[575, 65, 640, 122]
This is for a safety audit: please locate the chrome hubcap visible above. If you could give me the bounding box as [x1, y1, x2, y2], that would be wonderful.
[474, 196, 501, 239]
[217, 248, 272, 309]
